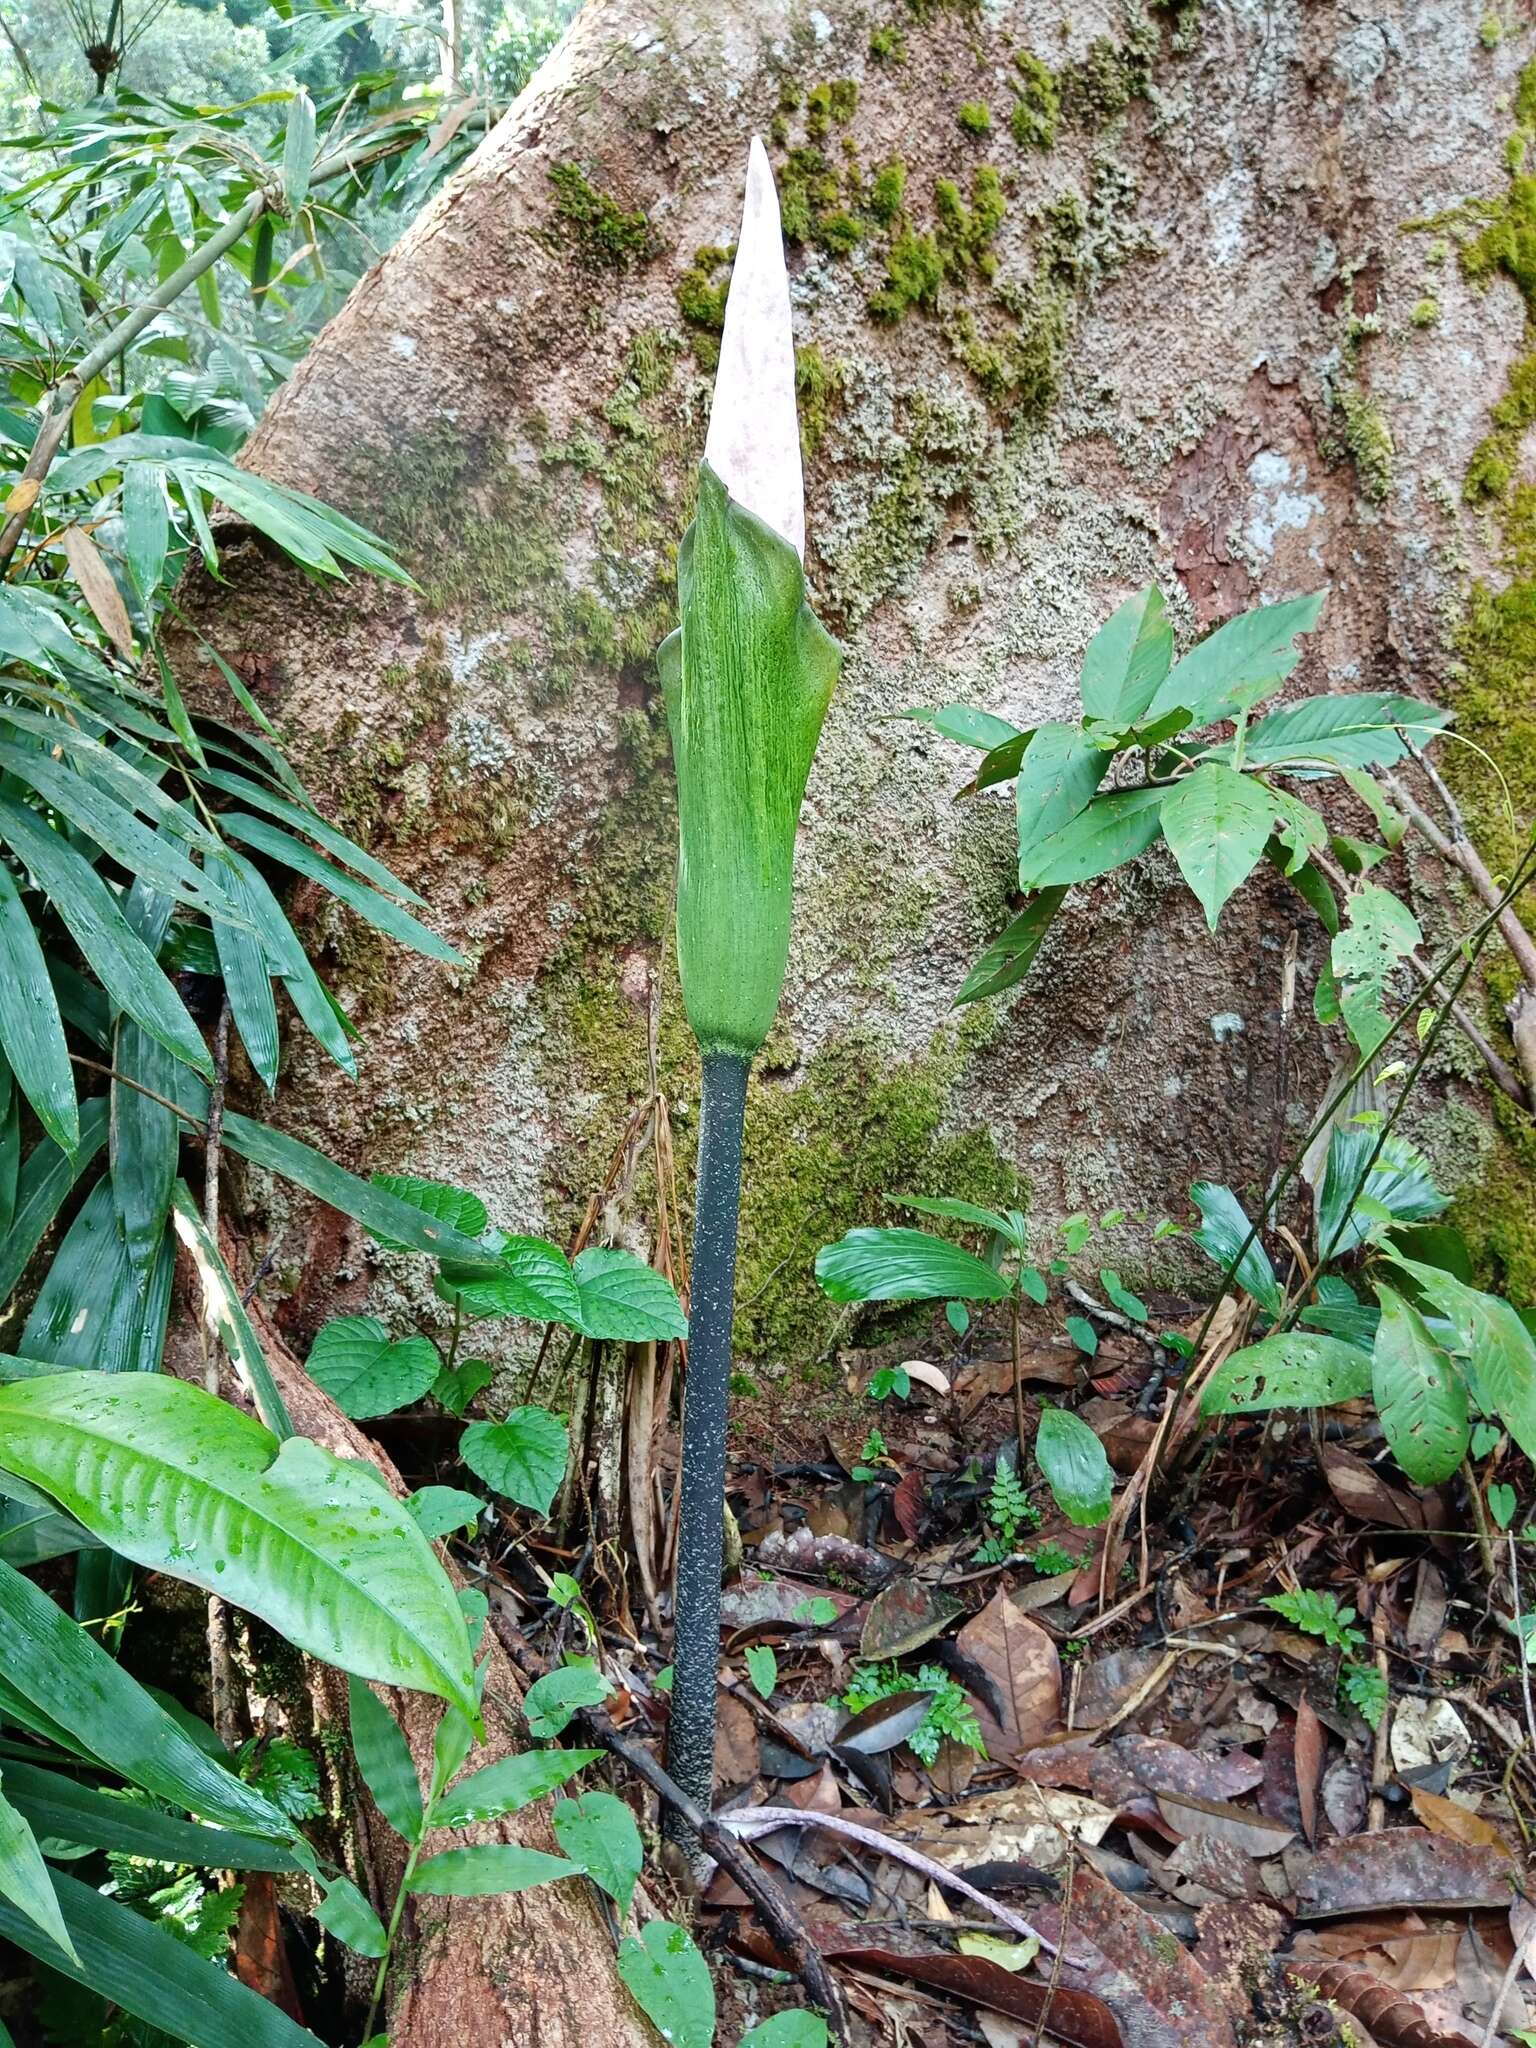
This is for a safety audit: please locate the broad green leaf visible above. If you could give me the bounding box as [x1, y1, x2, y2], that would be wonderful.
[368, 1175, 488, 1252]
[433, 1355, 493, 1417]
[815, 1227, 1014, 1304]
[1386, 1256, 1536, 1462]
[0, 1760, 298, 1871]
[221, 813, 463, 965]
[437, 1234, 583, 1321]
[571, 1247, 688, 1341]
[0, 1867, 325, 2048]
[0, 797, 212, 1077]
[111, 1017, 181, 1286]
[745, 1643, 778, 1697]
[1187, 1183, 1282, 1314]
[407, 1844, 578, 1895]
[0, 1375, 479, 1721]
[1016, 785, 1164, 889]
[306, 1317, 440, 1420]
[1145, 592, 1326, 727]
[1100, 1269, 1148, 1321]
[617, 1920, 716, 2048]
[551, 1790, 642, 1910]
[1317, 1128, 1445, 1259]
[406, 1485, 487, 1542]
[219, 1113, 500, 1268]
[739, 2017, 831, 2048]
[1331, 885, 1421, 1059]
[1242, 692, 1450, 771]
[433, 1748, 602, 1828]
[955, 888, 1065, 1005]
[0, 862, 76, 1152]
[347, 1674, 423, 1843]
[0, 1770, 76, 1960]
[1200, 1333, 1375, 1415]
[282, 87, 317, 210]
[314, 1874, 387, 1957]
[1080, 586, 1173, 725]
[460, 1407, 569, 1515]
[963, 728, 1033, 795]
[523, 1664, 610, 1738]
[1014, 723, 1108, 869]
[1372, 1285, 1469, 1485]
[198, 767, 428, 906]
[169, 1180, 293, 1438]
[1159, 764, 1276, 928]
[903, 703, 1021, 750]
[892, 1193, 1020, 1241]
[0, 1558, 294, 1838]
[1035, 1408, 1112, 1526]
[1266, 840, 1339, 933]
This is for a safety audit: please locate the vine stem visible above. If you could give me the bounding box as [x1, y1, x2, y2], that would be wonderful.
[362, 1835, 424, 2042]
[664, 1049, 749, 1844]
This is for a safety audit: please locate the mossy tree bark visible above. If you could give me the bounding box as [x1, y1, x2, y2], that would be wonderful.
[167, 0, 1536, 2027]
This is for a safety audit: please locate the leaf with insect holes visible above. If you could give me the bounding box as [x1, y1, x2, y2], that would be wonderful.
[1034, 1409, 1112, 1526]
[305, 1317, 440, 1420]
[551, 1791, 642, 1911]
[1332, 885, 1421, 1059]
[1202, 1334, 1373, 1415]
[460, 1407, 568, 1515]
[1371, 1285, 1469, 1486]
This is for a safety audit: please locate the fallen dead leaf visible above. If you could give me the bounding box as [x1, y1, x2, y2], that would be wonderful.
[901, 1360, 951, 1397]
[822, 1944, 1122, 2048]
[860, 1578, 964, 1660]
[1391, 1698, 1471, 1775]
[1322, 1756, 1368, 1838]
[1456, 1926, 1530, 2037]
[891, 1468, 926, 1541]
[1034, 1864, 1239, 2048]
[1295, 1699, 1324, 1844]
[1409, 1787, 1513, 1856]
[1155, 1790, 1296, 1859]
[891, 1779, 1115, 1873]
[1297, 1830, 1516, 1919]
[1114, 1735, 1267, 1805]
[1073, 1648, 1173, 1729]
[1162, 1834, 1263, 1903]
[714, 1687, 760, 1792]
[955, 1590, 1061, 1758]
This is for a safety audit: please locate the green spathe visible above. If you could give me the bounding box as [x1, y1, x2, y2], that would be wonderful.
[660, 463, 840, 1056]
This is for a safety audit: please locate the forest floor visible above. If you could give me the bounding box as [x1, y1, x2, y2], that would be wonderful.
[483, 1289, 1534, 2048]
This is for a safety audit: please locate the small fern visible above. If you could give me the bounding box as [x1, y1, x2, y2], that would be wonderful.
[974, 1462, 1040, 1561]
[1262, 1588, 1366, 1656]
[1341, 1659, 1388, 1729]
[842, 1661, 986, 1765]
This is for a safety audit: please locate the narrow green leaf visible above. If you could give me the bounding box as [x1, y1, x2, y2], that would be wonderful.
[110, 1017, 181, 1286]
[407, 1844, 579, 1895]
[551, 1790, 642, 1911]
[314, 1873, 387, 1957]
[0, 862, 76, 1151]
[221, 813, 463, 965]
[0, 1097, 109, 1302]
[0, 1771, 77, 1960]
[815, 1227, 1014, 1304]
[0, 1867, 325, 2048]
[1242, 692, 1449, 771]
[223, 852, 355, 1077]
[0, 797, 212, 1078]
[460, 1407, 569, 1515]
[213, 896, 281, 1090]
[892, 1193, 1019, 1240]
[123, 463, 169, 601]
[1371, 1284, 1469, 1486]
[1200, 1333, 1374, 1415]
[169, 1179, 293, 1438]
[0, 1375, 480, 1722]
[219, 1112, 500, 1267]
[0, 1558, 294, 1838]
[348, 1674, 424, 1843]
[19, 1176, 134, 1371]
[0, 1760, 299, 1871]
[282, 87, 317, 211]
[199, 766, 428, 906]
[902, 704, 1021, 750]
[617, 1920, 716, 2048]
[955, 889, 1065, 1005]
[432, 1748, 602, 1828]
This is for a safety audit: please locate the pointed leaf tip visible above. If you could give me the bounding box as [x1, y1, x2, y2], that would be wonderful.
[703, 135, 804, 559]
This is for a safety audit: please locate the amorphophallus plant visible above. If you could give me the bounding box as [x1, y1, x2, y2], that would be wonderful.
[660, 137, 841, 1822]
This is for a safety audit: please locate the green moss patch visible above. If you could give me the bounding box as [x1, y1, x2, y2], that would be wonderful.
[544, 163, 658, 271]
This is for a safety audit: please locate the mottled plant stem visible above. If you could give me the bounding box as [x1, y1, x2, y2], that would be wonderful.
[665, 1049, 749, 1840]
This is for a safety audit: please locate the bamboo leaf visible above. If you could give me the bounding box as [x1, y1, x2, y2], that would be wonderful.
[0, 1770, 77, 1961]
[221, 812, 463, 964]
[0, 861, 77, 1152]
[0, 1097, 109, 1303]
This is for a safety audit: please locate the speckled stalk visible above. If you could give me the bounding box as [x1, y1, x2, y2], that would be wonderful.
[665, 1049, 749, 1829]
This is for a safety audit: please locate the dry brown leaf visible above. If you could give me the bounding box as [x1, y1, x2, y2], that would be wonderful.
[1073, 1648, 1173, 1729]
[891, 1779, 1115, 1873]
[1155, 1789, 1296, 1859]
[860, 1578, 964, 1660]
[1322, 1756, 1369, 1838]
[1320, 1445, 1423, 1528]
[1295, 1698, 1324, 1844]
[1163, 1834, 1263, 1902]
[1456, 1926, 1531, 2036]
[955, 1589, 1061, 1758]
[5, 478, 39, 516]
[714, 1687, 760, 1792]
[61, 523, 135, 659]
[1297, 1830, 1515, 1918]
[1033, 1864, 1239, 2048]
[901, 1359, 951, 1396]
[1409, 1788, 1514, 1856]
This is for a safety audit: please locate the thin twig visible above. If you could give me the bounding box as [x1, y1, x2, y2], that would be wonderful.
[69, 1052, 204, 1126]
[1031, 1846, 1076, 2048]
[1509, 1530, 1536, 1780]
[1477, 1934, 1533, 2048]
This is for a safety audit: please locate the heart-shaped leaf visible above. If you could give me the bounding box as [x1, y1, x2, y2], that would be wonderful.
[306, 1317, 440, 1420]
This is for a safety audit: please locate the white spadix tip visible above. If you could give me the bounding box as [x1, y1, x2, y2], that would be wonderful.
[703, 135, 805, 561]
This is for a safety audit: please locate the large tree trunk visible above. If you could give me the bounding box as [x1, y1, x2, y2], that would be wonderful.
[184, 0, 1531, 1365]
[170, 0, 1533, 2033]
